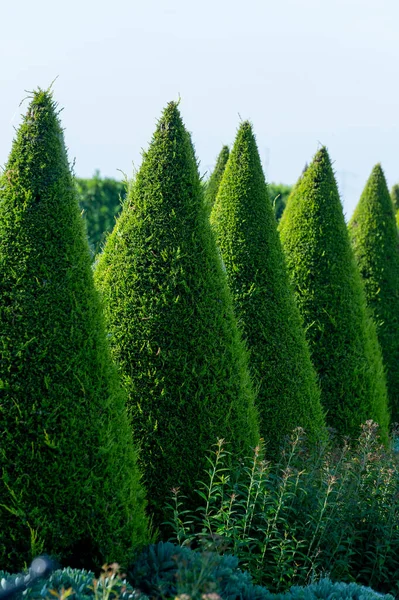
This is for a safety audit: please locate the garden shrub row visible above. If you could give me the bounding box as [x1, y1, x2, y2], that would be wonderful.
[279, 148, 389, 442]
[1, 540, 394, 600]
[349, 165, 399, 422]
[0, 88, 398, 596]
[210, 122, 325, 456]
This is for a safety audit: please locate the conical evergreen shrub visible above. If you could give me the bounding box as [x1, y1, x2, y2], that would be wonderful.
[94, 103, 259, 525]
[204, 145, 229, 214]
[210, 122, 325, 456]
[349, 165, 399, 422]
[391, 184, 399, 212]
[278, 148, 389, 442]
[390, 184, 399, 227]
[0, 90, 148, 572]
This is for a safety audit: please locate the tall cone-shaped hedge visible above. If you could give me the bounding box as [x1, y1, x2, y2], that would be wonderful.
[0, 90, 148, 572]
[349, 165, 399, 422]
[391, 184, 399, 212]
[391, 184, 399, 227]
[204, 145, 230, 214]
[210, 122, 325, 456]
[279, 148, 389, 442]
[94, 103, 259, 525]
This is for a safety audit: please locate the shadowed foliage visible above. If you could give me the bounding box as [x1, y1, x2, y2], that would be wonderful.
[0, 89, 148, 572]
[204, 145, 230, 214]
[279, 147, 389, 442]
[75, 172, 126, 255]
[349, 165, 399, 422]
[390, 184, 399, 228]
[391, 184, 399, 212]
[210, 122, 325, 456]
[94, 102, 259, 526]
[269, 183, 292, 221]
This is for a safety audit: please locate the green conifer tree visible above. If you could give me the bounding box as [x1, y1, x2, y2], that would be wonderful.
[0, 90, 148, 572]
[278, 148, 389, 442]
[210, 122, 325, 456]
[94, 103, 259, 525]
[390, 184, 399, 227]
[391, 184, 399, 212]
[349, 165, 399, 422]
[204, 145, 230, 214]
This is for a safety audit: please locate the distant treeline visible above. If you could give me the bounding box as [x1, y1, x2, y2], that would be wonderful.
[75, 172, 127, 254]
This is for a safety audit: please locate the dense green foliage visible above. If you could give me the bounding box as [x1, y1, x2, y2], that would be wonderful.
[168, 423, 399, 596]
[278, 148, 389, 441]
[210, 122, 325, 456]
[0, 90, 148, 572]
[278, 580, 393, 600]
[391, 183, 399, 212]
[76, 172, 126, 255]
[3, 547, 391, 600]
[128, 541, 267, 600]
[269, 183, 292, 220]
[204, 145, 230, 214]
[390, 184, 399, 228]
[4, 565, 139, 600]
[94, 102, 259, 525]
[349, 165, 399, 422]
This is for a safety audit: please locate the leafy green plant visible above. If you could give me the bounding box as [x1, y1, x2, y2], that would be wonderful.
[0, 564, 143, 600]
[349, 165, 399, 422]
[1, 548, 392, 600]
[127, 541, 270, 600]
[210, 122, 325, 457]
[166, 423, 399, 596]
[0, 89, 148, 572]
[94, 102, 259, 527]
[279, 147, 389, 442]
[275, 579, 393, 600]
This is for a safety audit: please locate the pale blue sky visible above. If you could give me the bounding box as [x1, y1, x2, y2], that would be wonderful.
[1, 0, 399, 217]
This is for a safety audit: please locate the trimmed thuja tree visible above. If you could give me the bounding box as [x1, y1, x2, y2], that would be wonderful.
[278, 148, 389, 442]
[0, 90, 148, 572]
[210, 122, 325, 457]
[94, 102, 259, 525]
[204, 145, 230, 214]
[391, 184, 399, 212]
[391, 184, 399, 227]
[349, 165, 399, 422]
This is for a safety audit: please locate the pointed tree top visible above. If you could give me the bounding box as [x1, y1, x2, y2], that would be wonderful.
[365, 163, 387, 190]
[156, 100, 184, 132]
[370, 162, 388, 186]
[4, 88, 73, 204]
[351, 163, 393, 221]
[234, 121, 255, 142]
[233, 121, 260, 152]
[312, 145, 330, 165]
[19, 88, 59, 129]
[279, 146, 340, 231]
[298, 146, 334, 187]
[238, 120, 253, 132]
[136, 100, 195, 208]
[372, 162, 383, 173]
